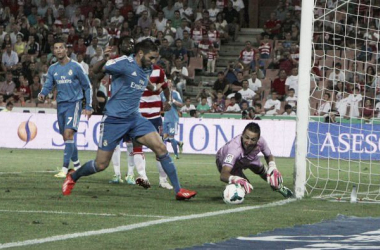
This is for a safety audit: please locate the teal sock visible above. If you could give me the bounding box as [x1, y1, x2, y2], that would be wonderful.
[158, 153, 180, 193]
[63, 140, 75, 168]
[170, 138, 179, 156]
[71, 142, 81, 168]
[71, 160, 98, 182]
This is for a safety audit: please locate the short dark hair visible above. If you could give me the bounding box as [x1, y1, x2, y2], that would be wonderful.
[6, 101, 13, 107]
[134, 39, 158, 54]
[53, 37, 66, 45]
[243, 122, 261, 137]
[285, 104, 292, 110]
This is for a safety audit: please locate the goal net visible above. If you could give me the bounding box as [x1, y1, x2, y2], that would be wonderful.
[302, 0, 380, 202]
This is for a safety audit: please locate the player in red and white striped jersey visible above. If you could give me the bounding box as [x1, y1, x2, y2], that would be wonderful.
[124, 64, 174, 189]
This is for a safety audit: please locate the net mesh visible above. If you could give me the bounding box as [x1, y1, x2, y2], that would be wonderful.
[306, 0, 380, 201]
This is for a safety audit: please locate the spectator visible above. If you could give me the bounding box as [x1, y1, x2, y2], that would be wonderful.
[163, 19, 176, 45]
[176, 18, 191, 40]
[154, 10, 168, 32]
[85, 37, 101, 63]
[225, 96, 241, 113]
[248, 71, 263, 100]
[345, 87, 363, 119]
[137, 10, 152, 30]
[315, 92, 332, 116]
[73, 37, 87, 55]
[190, 20, 205, 46]
[282, 104, 296, 116]
[37, 0, 49, 18]
[14, 33, 26, 58]
[171, 57, 189, 98]
[136, 0, 156, 18]
[206, 44, 218, 74]
[259, 35, 272, 59]
[198, 33, 212, 68]
[180, 96, 196, 114]
[282, 12, 295, 34]
[269, 51, 293, 75]
[110, 9, 124, 27]
[179, 0, 194, 23]
[181, 30, 195, 57]
[28, 6, 39, 27]
[172, 39, 188, 65]
[262, 12, 282, 39]
[231, 0, 245, 29]
[77, 54, 89, 75]
[159, 38, 174, 72]
[14, 74, 30, 103]
[126, 11, 138, 30]
[285, 67, 299, 96]
[285, 88, 297, 111]
[67, 44, 77, 61]
[208, 0, 220, 22]
[223, 1, 239, 41]
[96, 26, 111, 49]
[212, 90, 226, 113]
[362, 99, 376, 122]
[214, 12, 229, 42]
[1, 101, 13, 112]
[250, 53, 266, 78]
[30, 75, 42, 104]
[248, 103, 263, 120]
[0, 25, 7, 45]
[224, 60, 239, 84]
[238, 41, 255, 71]
[189, 109, 200, 118]
[208, 23, 220, 48]
[171, 10, 182, 29]
[197, 96, 211, 114]
[264, 91, 281, 115]
[2, 43, 18, 73]
[212, 71, 231, 97]
[163, 0, 177, 21]
[346, 62, 365, 84]
[328, 62, 345, 90]
[238, 79, 256, 105]
[0, 72, 16, 101]
[89, 47, 104, 67]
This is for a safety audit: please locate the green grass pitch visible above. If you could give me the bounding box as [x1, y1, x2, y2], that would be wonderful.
[1, 149, 380, 249]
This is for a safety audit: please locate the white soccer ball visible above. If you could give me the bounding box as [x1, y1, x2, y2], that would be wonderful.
[223, 184, 245, 204]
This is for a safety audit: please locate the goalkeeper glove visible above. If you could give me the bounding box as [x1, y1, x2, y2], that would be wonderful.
[267, 161, 283, 190]
[229, 175, 253, 194]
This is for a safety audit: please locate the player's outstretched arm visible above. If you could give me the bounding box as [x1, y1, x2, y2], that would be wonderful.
[220, 166, 253, 194]
[39, 66, 55, 99]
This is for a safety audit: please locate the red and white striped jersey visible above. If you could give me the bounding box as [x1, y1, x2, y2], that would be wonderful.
[239, 49, 255, 65]
[139, 65, 168, 119]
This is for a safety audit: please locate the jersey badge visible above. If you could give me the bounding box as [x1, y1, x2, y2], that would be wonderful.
[224, 154, 234, 164]
[132, 71, 137, 76]
[68, 69, 73, 76]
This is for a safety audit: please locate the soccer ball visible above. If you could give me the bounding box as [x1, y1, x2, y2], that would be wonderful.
[223, 184, 245, 204]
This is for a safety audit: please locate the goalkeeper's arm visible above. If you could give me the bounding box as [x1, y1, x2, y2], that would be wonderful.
[264, 155, 284, 190]
[220, 166, 253, 194]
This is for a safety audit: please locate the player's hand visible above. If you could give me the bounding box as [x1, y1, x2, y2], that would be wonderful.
[103, 46, 113, 59]
[229, 175, 253, 194]
[83, 109, 93, 120]
[163, 101, 171, 111]
[37, 93, 45, 102]
[155, 83, 163, 92]
[267, 162, 283, 190]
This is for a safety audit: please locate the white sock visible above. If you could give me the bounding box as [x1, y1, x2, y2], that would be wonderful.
[126, 142, 135, 176]
[112, 145, 121, 176]
[134, 153, 147, 179]
[156, 161, 167, 179]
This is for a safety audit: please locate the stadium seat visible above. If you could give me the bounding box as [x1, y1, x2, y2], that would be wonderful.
[265, 69, 279, 81]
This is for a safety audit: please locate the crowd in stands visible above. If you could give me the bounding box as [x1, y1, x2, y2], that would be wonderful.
[1, 0, 378, 122]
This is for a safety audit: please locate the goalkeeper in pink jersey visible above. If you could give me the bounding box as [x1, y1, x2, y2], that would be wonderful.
[216, 122, 293, 198]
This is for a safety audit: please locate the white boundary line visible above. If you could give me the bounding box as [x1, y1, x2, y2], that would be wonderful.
[0, 210, 167, 218]
[0, 199, 296, 249]
[0, 170, 216, 176]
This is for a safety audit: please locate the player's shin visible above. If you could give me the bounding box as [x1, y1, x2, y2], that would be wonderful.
[63, 140, 75, 173]
[71, 141, 81, 170]
[158, 153, 181, 193]
[71, 160, 98, 181]
[134, 153, 147, 179]
[112, 145, 121, 176]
